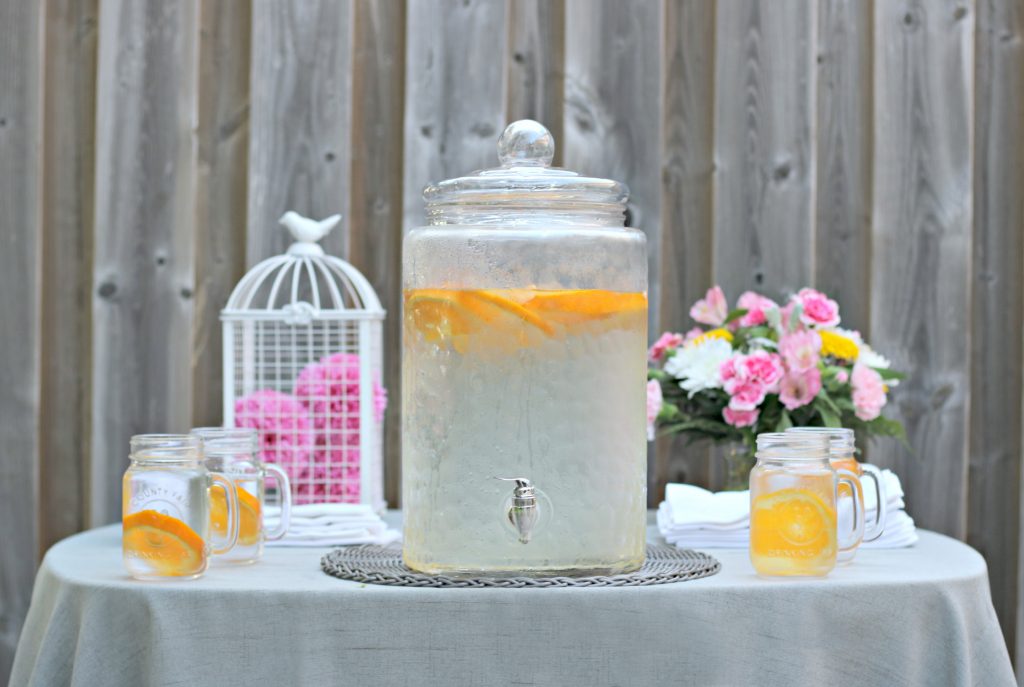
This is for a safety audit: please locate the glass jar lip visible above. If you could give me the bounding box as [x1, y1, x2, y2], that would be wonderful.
[190, 427, 258, 455]
[422, 120, 629, 225]
[786, 426, 855, 452]
[755, 432, 830, 461]
[130, 434, 201, 462]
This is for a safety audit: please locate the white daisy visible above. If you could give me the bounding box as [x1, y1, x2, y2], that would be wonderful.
[664, 338, 733, 397]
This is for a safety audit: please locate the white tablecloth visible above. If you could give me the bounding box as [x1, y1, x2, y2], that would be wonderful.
[10, 513, 1014, 687]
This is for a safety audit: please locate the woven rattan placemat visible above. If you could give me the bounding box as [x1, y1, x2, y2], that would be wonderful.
[321, 543, 720, 588]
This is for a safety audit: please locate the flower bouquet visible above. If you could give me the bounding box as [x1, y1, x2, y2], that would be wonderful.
[647, 286, 906, 488]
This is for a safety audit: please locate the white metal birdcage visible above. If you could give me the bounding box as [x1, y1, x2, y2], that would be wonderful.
[222, 212, 386, 513]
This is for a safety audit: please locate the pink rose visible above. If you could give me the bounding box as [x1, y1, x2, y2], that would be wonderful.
[736, 291, 778, 327]
[728, 381, 768, 411]
[795, 288, 841, 328]
[649, 332, 686, 363]
[723, 406, 759, 428]
[722, 351, 784, 394]
[851, 363, 886, 421]
[690, 286, 728, 327]
[779, 368, 823, 411]
[646, 380, 663, 441]
[779, 330, 821, 373]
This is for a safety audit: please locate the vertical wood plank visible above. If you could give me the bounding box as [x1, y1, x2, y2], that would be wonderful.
[248, 0, 353, 263]
[38, 0, 98, 554]
[815, 0, 873, 336]
[870, 0, 974, 538]
[972, 0, 1024, 662]
[564, 0, 664, 505]
[507, 0, 565, 164]
[658, 0, 716, 492]
[191, 0, 251, 427]
[563, 0, 664, 333]
[402, 0, 509, 235]
[90, 0, 198, 525]
[0, 0, 42, 678]
[349, 0, 406, 507]
[712, 0, 818, 301]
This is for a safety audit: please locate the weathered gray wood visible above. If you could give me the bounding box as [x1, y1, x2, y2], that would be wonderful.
[402, 0, 509, 234]
[658, 0, 717, 493]
[564, 0, 663, 336]
[90, 0, 198, 526]
[192, 0, 251, 427]
[507, 0, 565, 165]
[38, 0, 97, 556]
[0, 1, 42, 678]
[248, 0, 353, 263]
[712, 0, 817, 301]
[971, 0, 1024, 663]
[349, 0, 406, 507]
[815, 0, 872, 336]
[869, 0, 974, 538]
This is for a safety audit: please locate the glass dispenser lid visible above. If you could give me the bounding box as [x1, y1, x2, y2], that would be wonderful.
[423, 120, 629, 222]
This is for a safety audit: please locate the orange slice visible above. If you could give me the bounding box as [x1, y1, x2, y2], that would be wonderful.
[524, 289, 647, 325]
[211, 486, 261, 546]
[123, 510, 205, 575]
[405, 289, 554, 352]
[751, 488, 836, 558]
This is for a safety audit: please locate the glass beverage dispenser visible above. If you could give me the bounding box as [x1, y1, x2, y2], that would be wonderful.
[402, 120, 648, 575]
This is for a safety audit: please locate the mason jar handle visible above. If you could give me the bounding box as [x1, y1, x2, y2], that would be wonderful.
[835, 468, 865, 553]
[859, 464, 887, 543]
[264, 464, 292, 541]
[210, 474, 239, 555]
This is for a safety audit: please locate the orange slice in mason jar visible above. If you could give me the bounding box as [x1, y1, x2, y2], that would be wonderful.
[210, 486, 262, 547]
[751, 488, 836, 560]
[123, 510, 205, 575]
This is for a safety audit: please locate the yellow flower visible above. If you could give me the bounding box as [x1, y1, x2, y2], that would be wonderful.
[819, 330, 859, 361]
[690, 328, 734, 347]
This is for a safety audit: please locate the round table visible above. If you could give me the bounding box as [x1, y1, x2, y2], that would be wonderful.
[10, 514, 1015, 687]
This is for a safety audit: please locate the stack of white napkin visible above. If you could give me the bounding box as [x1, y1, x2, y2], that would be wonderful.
[657, 468, 918, 549]
[264, 503, 401, 548]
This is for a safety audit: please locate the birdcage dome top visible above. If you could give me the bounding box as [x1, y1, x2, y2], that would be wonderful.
[222, 212, 384, 322]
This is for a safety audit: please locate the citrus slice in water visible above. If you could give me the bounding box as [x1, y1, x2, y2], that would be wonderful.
[524, 290, 647, 332]
[123, 510, 205, 575]
[751, 488, 836, 554]
[211, 486, 262, 546]
[406, 289, 554, 352]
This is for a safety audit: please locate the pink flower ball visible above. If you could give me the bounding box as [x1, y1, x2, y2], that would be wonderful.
[649, 332, 685, 363]
[233, 389, 313, 481]
[795, 288, 841, 329]
[779, 330, 822, 373]
[736, 291, 778, 328]
[851, 363, 887, 421]
[723, 406, 759, 428]
[779, 368, 823, 411]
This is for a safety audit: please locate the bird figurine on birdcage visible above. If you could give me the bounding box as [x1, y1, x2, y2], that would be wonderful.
[221, 212, 387, 517]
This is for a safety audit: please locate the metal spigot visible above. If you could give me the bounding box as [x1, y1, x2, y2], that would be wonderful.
[496, 477, 539, 544]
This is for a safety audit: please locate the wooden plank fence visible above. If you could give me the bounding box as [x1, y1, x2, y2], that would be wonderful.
[1, 0, 1022, 681]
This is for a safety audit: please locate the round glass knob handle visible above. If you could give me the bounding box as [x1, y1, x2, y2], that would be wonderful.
[497, 119, 555, 168]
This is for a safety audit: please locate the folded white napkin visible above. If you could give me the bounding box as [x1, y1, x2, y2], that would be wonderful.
[658, 468, 918, 549]
[264, 503, 401, 548]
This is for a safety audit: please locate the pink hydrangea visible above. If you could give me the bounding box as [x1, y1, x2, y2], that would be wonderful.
[690, 286, 728, 327]
[293, 352, 388, 504]
[779, 330, 821, 373]
[779, 368, 822, 411]
[736, 291, 778, 327]
[646, 379, 663, 441]
[233, 389, 313, 482]
[649, 332, 686, 363]
[851, 363, 886, 421]
[795, 288, 841, 329]
[723, 406, 759, 428]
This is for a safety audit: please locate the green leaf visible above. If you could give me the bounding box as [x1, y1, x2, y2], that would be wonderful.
[787, 302, 803, 332]
[774, 410, 793, 432]
[724, 308, 748, 325]
[648, 369, 671, 382]
[873, 368, 905, 381]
